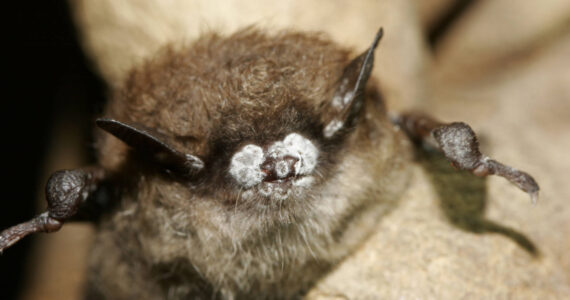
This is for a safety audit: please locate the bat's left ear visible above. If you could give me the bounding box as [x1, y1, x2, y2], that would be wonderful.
[96, 118, 204, 176]
[323, 27, 383, 139]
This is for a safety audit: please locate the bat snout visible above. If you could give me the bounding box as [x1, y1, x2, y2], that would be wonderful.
[261, 155, 299, 182]
[229, 132, 319, 189]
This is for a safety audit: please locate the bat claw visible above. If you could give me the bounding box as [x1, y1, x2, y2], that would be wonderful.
[530, 191, 539, 205]
[0, 212, 63, 252]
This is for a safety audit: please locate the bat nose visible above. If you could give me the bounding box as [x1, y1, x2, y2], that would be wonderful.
[261, 156, 299, 181]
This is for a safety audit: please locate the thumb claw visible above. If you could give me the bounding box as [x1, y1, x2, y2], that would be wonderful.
[530, 191, 539, 205]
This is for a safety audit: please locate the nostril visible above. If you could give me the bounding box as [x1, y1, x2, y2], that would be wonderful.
[283, 156, 299, 174]
[261, 156, 300, 181]
[260, 161, 273, 174]
[278, 156, 299, 178]
[274, 160, 290, 178]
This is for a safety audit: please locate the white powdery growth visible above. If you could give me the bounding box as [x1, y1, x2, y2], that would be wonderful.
[258, 184, 291, 200]
[323, 119, 344, 138]
[274, 160, 290, 178]
[229, 144, 265, 188]
[331, 95, 343, 108]
[293, 176, 314, 187]
[268, 133, 318, 175]
[435, 123, 479, 169]
[331, 78, 351, 108]
[229, 133, 319, 189]
[342, 91, 354, 106]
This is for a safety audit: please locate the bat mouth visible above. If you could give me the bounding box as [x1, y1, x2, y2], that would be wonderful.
[247, 175, 315, 200]
[262, 175, 306, 186]
[262, 170, 301, 184]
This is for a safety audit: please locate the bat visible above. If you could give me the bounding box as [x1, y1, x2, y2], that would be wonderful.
[0, 27, 539, 299]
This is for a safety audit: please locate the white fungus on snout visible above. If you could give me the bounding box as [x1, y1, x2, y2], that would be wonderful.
[281, 133, 318, 175]
[293, 176, 314, 187]
[229, 133, 319, 197]
[274, 160, 291, 178]
[267, 141, 286, 159]
[258, 183, 291, 200]
[229, 144, 265, 188]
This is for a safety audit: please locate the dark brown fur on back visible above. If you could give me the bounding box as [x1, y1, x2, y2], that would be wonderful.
[90, 28, 411, 299]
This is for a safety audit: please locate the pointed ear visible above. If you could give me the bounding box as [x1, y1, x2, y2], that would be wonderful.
[96, 118, 204, 175]
[323, 27, 383, 139]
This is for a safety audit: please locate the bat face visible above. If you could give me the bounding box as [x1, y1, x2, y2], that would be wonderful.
[97, 28, 386, 223]
[201, 98, 329, 212]
[198, 96, 347, 223]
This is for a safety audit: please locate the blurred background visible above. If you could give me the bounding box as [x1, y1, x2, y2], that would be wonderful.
[2, 2, 104, 299]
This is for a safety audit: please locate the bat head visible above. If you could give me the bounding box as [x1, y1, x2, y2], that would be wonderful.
[97, 28, 388, 225]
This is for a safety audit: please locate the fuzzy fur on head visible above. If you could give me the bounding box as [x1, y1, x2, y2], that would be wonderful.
[91, 28, 412, 299]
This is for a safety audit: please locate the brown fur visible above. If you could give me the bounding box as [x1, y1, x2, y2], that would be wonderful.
[89, 28, 412, 299]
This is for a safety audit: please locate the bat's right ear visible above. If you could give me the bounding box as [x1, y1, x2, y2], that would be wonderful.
[323, 27, 383, 139]
[96, 118, 204, 175]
